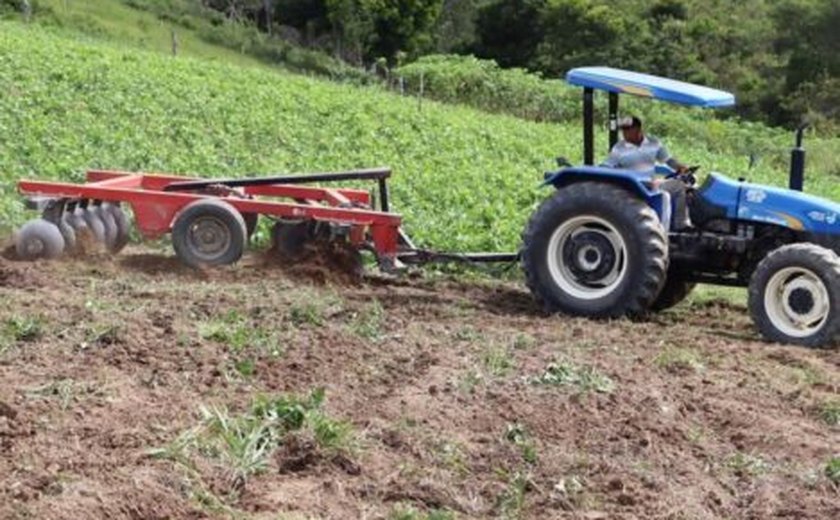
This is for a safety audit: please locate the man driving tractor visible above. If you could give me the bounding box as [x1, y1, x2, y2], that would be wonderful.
[602, 116, 692, 230]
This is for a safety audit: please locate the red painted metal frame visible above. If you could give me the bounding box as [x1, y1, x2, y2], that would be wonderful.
[18, 170, 402, 260]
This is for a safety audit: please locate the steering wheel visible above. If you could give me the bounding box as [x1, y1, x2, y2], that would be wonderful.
[665, 165, 700, 186]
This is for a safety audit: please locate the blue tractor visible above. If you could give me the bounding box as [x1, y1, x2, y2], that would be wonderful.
[522, 67, 840, 347]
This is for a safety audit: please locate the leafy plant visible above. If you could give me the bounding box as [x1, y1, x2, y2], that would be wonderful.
[504, 422, 538, 465]
[151, 388, 354, 498]
[818, 400, 840, 427]
[654, 346, 705, 373]
[1, 316, 43, 350]
[531, 361, 615, 394]
[826, 457, 840, 484]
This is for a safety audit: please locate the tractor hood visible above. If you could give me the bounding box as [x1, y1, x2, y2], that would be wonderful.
[735, 178, 840, 234]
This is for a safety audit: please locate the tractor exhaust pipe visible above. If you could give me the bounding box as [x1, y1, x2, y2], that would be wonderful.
[789, 124, 808, 191]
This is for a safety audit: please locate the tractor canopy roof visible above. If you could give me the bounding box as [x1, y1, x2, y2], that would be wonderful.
[566, 67, 735, 108]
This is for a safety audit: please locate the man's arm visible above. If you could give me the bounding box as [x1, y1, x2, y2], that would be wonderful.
[656, 143, 687, 173]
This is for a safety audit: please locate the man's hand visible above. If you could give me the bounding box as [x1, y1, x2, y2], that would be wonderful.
[675, 164, 689, 174]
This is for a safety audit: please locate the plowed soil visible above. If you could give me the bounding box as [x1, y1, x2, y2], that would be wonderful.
[0, 247, 838, 520]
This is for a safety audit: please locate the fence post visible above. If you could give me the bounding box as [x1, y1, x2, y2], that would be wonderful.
[22, 0, 32, 22]
[171, 29, 179, 56]
[418, 71, 424, 111]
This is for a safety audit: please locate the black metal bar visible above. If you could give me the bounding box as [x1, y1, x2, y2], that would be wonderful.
[398, 250, 519, 265]
[583, 87, 594, 165]
[378, 177, 390, 212]
[163, 167, 392, 192]
[608, 92, 619, 151]
[789, 125, 808, 192]
[684, 273, 748, 287]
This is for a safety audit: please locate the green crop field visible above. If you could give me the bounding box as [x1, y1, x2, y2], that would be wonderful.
[1, 21, 839, 253]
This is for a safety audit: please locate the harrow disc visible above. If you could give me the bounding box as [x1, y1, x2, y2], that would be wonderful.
[81, 207, 107, 245]
[58, 212, 77, 252]
[15, 219, 65, 260]
[95, 204, 119, 250]
[105, 203, 131, 253]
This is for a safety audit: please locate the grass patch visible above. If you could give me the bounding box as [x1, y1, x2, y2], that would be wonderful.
[726, 451, 770, 478]
[654, 346, 706, 374]
[531, 360, 615, 394]
[25, 378, 104, 410]
[349, 300, 385, 342]
[1, 315, 45, 353]
[151, 388, 354, 498]
[288, 302, 324, 327]
[817, 400, 840, 427]
[199, 310, 282, 356]
[481, 345, 514, 378]
[81, 323, 122, 348]
[826, 457, 840, 484]
[199, 309, 283, 377]
[504, 423, 538, 465]
[388, 505, 457, 520]
[496, 470, 531, 519]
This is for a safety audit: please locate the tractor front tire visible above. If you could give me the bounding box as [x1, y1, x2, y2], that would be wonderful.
[522, 182, 668, 318]
[748, 243, 840, 347]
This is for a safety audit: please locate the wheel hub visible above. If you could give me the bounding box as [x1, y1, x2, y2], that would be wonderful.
[787, 287, 814, 315]
[546, 215, 628, 301]
[189, 217, 231, 258]
[564, 231, 617, 282]
[765, 267, 830, 337]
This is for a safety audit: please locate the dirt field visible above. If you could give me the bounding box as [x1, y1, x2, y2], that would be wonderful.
[0, 247, 838, 520]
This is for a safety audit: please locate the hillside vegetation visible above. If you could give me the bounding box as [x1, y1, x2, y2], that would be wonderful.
[1, 21, 839, 254]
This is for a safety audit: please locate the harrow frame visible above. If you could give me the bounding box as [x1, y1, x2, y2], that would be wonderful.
[17, 168, 519, 269]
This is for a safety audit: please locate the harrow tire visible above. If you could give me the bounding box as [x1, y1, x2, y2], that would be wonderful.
[650, 270, 696, 311]
[105, 203, 131, 254]
[15, 219, 65, 260]
[521, 182, 668, 318]
[748, 243, 840, 348]
[172, 199, 247, 268]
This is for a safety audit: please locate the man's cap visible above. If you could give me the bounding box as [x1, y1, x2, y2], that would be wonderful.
[618, 116, 643, 129]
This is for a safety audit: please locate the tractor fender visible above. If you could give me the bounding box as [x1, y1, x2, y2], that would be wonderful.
[542, 166, 670, 223]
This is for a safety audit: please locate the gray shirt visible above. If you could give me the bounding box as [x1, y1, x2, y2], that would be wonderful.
[602, 135, 680, 171]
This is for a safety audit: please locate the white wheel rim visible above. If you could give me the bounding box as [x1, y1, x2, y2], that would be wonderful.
[546, 215, 628, 300]
[764, 267, 830, 338]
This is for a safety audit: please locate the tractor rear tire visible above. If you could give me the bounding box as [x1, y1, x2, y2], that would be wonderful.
[172, 199, 247, 268]
[748, 243, 840, 347]
[650, 271, 696, 311]
[522, 182, 668, 318]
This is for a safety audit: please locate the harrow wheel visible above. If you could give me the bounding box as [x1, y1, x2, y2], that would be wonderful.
[15, 219, 65, 260]
[172, 199, 247, 268]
